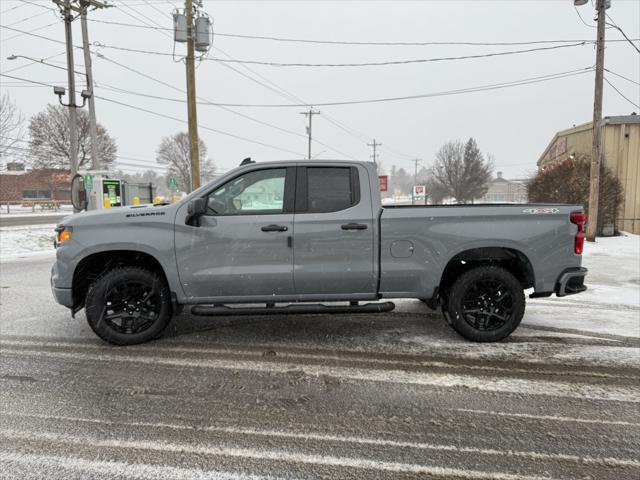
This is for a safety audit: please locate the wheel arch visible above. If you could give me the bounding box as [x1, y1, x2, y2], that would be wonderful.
[72, 250, 170, 312]
[438, 247, 535, 299]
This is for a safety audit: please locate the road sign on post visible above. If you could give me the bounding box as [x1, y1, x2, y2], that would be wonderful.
[378, 175, 388, 192]
[167, 176, 178, 192]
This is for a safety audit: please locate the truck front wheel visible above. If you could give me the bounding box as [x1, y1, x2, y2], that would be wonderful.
[85, 267, 172, 345]
[445, 265, 525, 342]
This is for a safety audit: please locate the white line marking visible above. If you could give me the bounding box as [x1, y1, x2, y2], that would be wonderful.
[1, 411, 638, 468]
[448, 408, 640, 427]
[2, 347, 639, 402]
[0, 451, 282, 480]
[0, 429, 566, 480]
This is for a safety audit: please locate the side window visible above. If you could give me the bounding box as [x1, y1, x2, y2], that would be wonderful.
[306, 167, 358, 213]
[206, 168, 286, 215]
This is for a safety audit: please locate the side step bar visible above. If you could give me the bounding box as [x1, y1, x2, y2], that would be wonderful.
[191, 301, 395, 317]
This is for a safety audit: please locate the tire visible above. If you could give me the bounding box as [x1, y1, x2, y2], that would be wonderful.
[85, 267, 172, 345]
[445, 265, 525, 342]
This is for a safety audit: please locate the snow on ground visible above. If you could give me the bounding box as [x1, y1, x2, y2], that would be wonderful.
[0, 224, 57, 260]
[526, 232, 640, 338]
[0, 205, 73, 216]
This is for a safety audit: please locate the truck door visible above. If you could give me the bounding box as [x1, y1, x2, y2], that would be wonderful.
[293, 165, 376, 296]
[175, 167, 295, 299]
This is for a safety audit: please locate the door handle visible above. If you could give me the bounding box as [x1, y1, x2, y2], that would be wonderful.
[341, 223, 368, 231]
[261, 224, 288, 232]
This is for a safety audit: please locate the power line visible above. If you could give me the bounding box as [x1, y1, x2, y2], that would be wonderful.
[82, 17, 636, 47]
[0, 72, 305, 157]
[605, 14, 640, 54]
[604, 77, 640, 109]
[78, 67, 594, 108]
[77, 41, 590, 67]
[95, 95, 305, 157]
[0, 21, 354, 160]
[4, 7, 54, 28]
[603, 68, 640, 86]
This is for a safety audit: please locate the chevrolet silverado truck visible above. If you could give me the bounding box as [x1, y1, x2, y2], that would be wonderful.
[51, 160, 588, 345]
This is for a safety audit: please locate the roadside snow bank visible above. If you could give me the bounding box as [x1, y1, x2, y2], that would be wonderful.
[527, 232, 639, 338]
[0, 224, 57, 260]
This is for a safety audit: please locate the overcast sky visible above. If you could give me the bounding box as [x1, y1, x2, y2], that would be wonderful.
[1, 0, 639, 181]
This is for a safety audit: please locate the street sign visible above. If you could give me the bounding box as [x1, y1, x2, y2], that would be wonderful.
[84, 174, 94, 190]
[167, 176, 178, 192]
[413, 185, 426, 197]
[378, 175, 388, 192]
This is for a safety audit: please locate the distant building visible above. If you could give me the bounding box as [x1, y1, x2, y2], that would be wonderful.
[537, 114, 640, 234]
[0, 167, 71, 203]
[480, 172, 529, 203]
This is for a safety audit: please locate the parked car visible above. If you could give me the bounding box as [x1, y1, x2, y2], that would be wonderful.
[51, 160, 587, 345]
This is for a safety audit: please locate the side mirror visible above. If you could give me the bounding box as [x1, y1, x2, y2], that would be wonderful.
[186, 198, 207, 225]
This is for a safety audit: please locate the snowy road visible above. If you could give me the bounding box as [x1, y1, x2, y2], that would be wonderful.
[1, 236, 639, 479]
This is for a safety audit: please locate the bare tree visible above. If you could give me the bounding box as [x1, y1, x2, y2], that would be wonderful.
[156, 132, 215, 193]
[0, 93, 25, 159]
[430, 138, 493, 203]
[28, 104, 117, 170]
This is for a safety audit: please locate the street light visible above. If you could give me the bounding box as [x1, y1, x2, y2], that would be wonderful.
[6, 54, 89, 108]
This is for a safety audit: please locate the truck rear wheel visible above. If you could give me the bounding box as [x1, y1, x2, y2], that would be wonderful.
[445, 265, 525, 342]
[85, 267, 172, 345]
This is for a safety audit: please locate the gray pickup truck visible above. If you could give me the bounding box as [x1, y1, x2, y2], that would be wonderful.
[51, 160, 587, 345]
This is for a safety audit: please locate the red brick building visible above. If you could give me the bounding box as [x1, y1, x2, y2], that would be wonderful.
[0, 166, 71, 203]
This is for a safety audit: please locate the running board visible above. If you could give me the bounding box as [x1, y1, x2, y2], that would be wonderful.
[190, 301, 395, 317]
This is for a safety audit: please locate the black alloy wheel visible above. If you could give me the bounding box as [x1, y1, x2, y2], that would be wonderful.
[85, 267, 172, 345]
[102, 279, 161, 335]
[460, 278, 514, 332]
[445, 265, 525, 342]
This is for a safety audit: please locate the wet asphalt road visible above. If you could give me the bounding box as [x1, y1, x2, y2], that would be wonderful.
[1, 256, 639, 480]
[0, 215, 67, 227]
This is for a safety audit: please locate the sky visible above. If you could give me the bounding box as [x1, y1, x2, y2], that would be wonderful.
[1, 0, 639, 182]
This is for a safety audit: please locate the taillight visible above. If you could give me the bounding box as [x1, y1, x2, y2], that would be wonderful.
[570, 211, 586, 255]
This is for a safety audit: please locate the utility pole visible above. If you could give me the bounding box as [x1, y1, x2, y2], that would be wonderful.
[79, 0, 107, 171]
[367, 138, 381, 165]
[586, 0, 607, 242]
[185, 0, 200, 190]
[300, 108, 320, 159]
[61, 0, 79, 183]
[412, 158, 420, 205]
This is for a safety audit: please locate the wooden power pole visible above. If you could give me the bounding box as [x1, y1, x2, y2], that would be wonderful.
[586, 0, 607, 242]
[185, 0, 200, 190]
[79, 0, 107, 171]
[368, 138, 381, 165]
[300, 108, 320, 159]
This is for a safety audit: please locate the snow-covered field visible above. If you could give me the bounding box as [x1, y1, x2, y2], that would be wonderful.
[0, 224, 57, 260]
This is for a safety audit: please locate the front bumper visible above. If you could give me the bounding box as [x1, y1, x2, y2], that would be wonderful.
[555, 267, 588, 297]
[51, 263, 73, 308]
[52, 285, 73, 308]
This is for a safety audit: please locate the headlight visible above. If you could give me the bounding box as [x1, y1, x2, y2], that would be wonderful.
[55, 225, 73, 244]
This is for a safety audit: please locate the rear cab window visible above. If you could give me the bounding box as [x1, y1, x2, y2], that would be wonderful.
[296, 166, 360, 213]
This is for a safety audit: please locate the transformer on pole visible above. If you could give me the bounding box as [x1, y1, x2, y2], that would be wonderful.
[173, 1, 213, 191]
